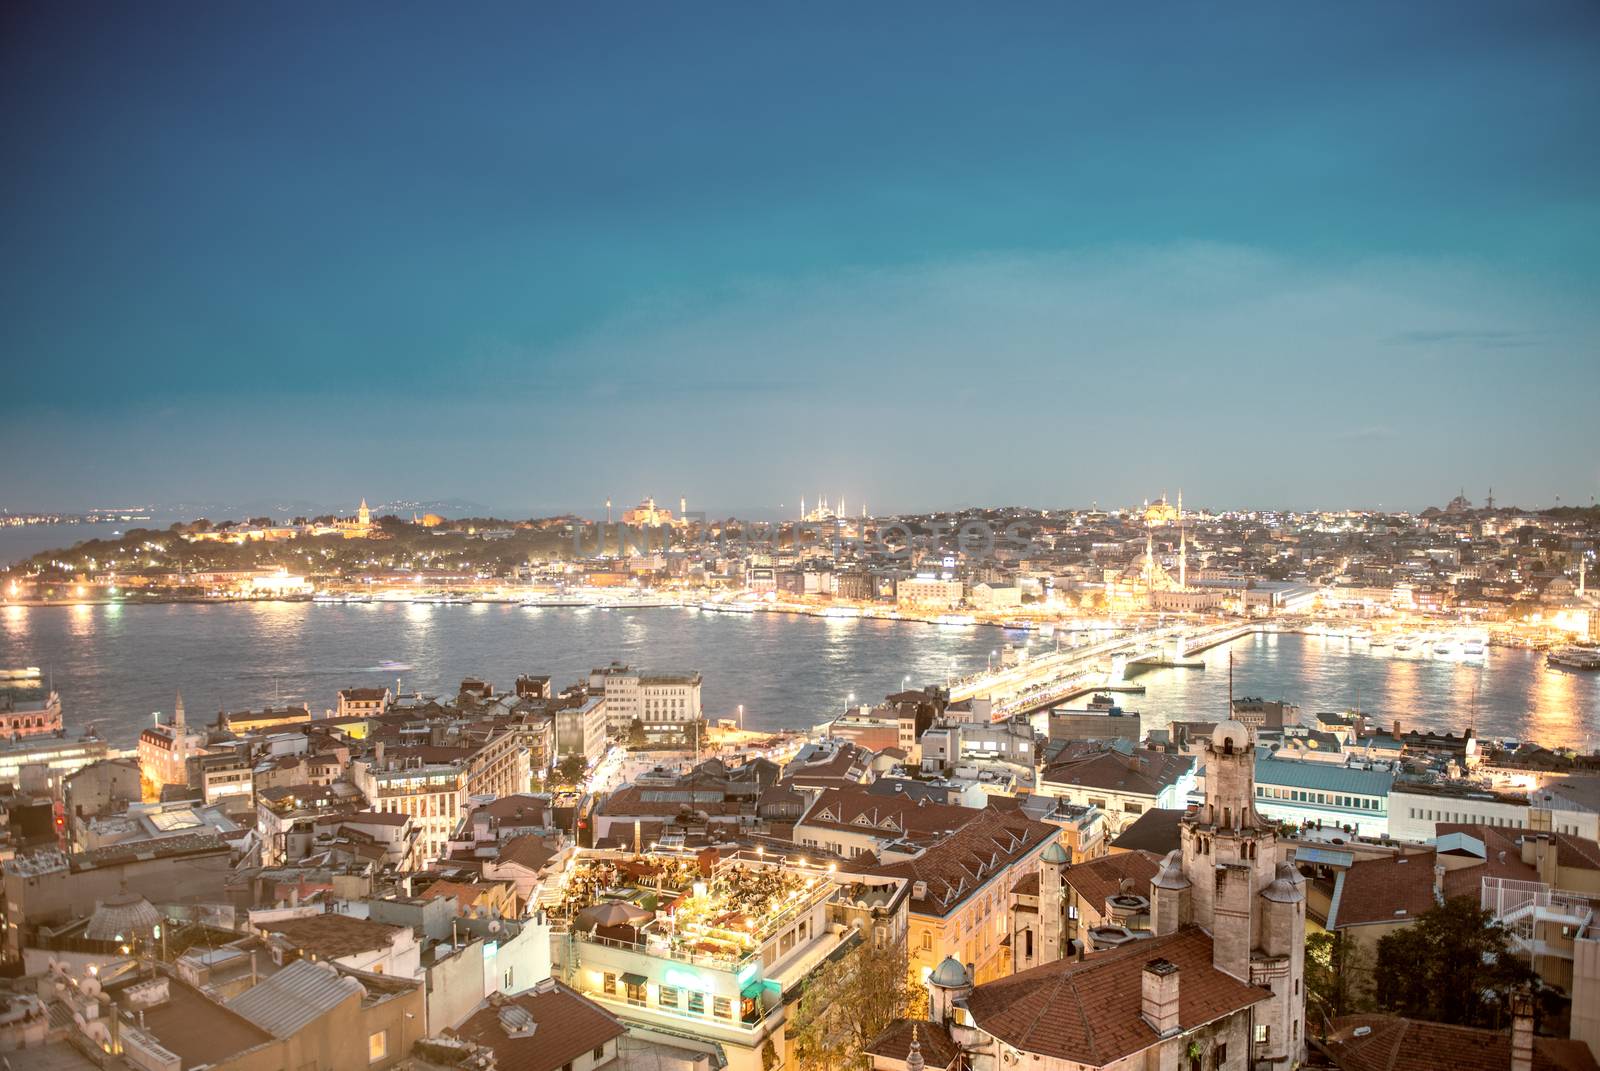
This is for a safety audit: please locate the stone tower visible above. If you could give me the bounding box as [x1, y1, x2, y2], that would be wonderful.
[1038, 839, 1069, 964]
[1151, 720, 1305, 1068]
[358, 498, 371, 527]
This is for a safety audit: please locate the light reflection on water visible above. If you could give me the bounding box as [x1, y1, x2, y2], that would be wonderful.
[0, 604, 1593, 750]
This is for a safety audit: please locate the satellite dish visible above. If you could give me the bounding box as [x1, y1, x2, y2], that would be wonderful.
[81, 977, 103, 999]
[488, 920, 502, 934]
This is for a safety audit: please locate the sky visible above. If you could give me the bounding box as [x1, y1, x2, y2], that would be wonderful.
[2, 2, 1598, 517]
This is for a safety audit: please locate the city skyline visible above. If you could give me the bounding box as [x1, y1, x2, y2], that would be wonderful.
[4, 2, 1598, 512]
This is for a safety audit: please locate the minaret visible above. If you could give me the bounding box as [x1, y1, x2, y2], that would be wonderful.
[1145, 530, 1156, 593]
[800, 496, 806, 521]
[1178, 490, 1187, 589]
[174, 691, 185, 731]
[679, 496, 687, 519]
[1580, 553, 1587, 597]
[606, 499, 612, 524]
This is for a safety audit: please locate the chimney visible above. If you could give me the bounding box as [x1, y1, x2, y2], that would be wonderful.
[1433, 863, 1446, 904]
[1510, 991, 1534, 1071]
[374, 741, 386, 770]
[1141, 959, 1181, 1037]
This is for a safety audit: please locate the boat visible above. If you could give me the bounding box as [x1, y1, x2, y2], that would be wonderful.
[521, 594, 590, 608]
[1548, 647, 1600, 671]
[1432, 638, 1459, 659]
[1001, 620, 1036, 632]
[819, 606, 861, 619]
[1460, 637, 1487, 658]
[935, 614, 976, 628]
[699, 600, 757, 614]
[0, 667, 42, 682]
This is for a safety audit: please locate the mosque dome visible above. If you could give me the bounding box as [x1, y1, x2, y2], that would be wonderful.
[1212, 720, 1252, 753]
[1041, 841, 1070, 866]
[84, 894, 161, 943]
[928, 956, 971, 989]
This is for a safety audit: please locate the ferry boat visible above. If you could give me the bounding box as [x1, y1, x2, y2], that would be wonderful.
[818, 606, 862, 619]
[699, 600, 757, 614]
[521, 594, 591, 608]
[935, 613, 976, 628]
[0, 667, 42, 682]
[1460, 637, 1487, 659]
[1548, 647, 1600, 671]
[1001, 620, 1036, 632]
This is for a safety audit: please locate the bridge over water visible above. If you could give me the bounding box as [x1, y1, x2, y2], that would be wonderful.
[947, 621, 1259, 719]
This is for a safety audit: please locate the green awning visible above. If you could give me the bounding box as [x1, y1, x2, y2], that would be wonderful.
[622, 973, 648, 987]
[740, 978, 765, 998]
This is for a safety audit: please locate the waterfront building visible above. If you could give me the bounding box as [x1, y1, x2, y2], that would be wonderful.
[896, 576, 964, 610]
[0, 690, 62, 739]
[338, 686, 392, 717]
[589, 663, 703, 736]
[137, 692, 205, 796]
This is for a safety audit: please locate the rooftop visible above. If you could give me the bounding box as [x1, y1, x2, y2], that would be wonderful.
[448, 982, 627, 1071]
[1324, 1015, 1599, 1071]
[963, 927, 1269, 1064]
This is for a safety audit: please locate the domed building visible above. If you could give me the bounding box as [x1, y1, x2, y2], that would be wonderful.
[84, 893, 162, 946]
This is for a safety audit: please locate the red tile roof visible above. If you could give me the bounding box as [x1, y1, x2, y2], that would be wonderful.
[1325, 1015, 1599, 1071]
[964, 927, 1268, 1065]
[1331, 848, 1537, 929]
[865, 1019, 961, 1070]
[448, 983, 626, 1071]
[871, 806, 1058, 917]
[799, 786, 981, 843]
[1042, 748, 1194, 797]
[1061, 850, 1163, 909]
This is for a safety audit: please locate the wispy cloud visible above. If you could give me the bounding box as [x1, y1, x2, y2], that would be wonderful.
[1385, 328, 1546, 349]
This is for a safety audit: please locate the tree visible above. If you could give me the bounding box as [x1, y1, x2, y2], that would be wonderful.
[1373, 895, 1544, 1028]
[627, 718, 648, 749]
[556, 754, 586, 784]
[1306, 931, 1369, 1031]
[790, 938, 913, 1071]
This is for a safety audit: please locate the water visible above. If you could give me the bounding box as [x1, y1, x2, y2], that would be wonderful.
[0, 522, 140, 566]
[0, 603, 1596, 750]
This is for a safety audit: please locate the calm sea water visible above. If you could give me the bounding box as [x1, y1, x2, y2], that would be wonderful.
[0, 522, 141, 566]
[0, 603, 1596, 750]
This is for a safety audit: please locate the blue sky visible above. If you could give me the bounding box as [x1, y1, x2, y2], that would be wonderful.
[2, 2, 1597, 515]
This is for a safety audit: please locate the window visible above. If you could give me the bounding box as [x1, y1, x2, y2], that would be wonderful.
[1254, 1025, 1270, 1045]
[603, 972, 617, 995]
[595, 1047, 607, 1062]
[1215, 1043, 1227, 1069]
[688, 991, 705, 1014]
[368, 1030, 389, 1064]
[504, 967, 514, 989]
[713, 996, 732, 1020]
[626, 980, 646, 1006]
[921, 932, 932, 950]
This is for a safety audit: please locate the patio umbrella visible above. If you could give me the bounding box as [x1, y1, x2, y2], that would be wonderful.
[577, 901, 653, 929]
